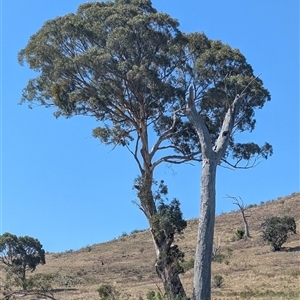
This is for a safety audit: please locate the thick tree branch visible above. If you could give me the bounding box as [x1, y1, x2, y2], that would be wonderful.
[150, 111, 178, 160]
[152, 152, 202, 169]
[124, 135, 143, 174]
[185, 86, 212, 158]
[214, 93, 244, 161]
[214, 75, 263, 162]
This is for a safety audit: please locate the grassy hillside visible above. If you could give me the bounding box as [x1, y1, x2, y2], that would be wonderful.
[2, 192, 300, 299]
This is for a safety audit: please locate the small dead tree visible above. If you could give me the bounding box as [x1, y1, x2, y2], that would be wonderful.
[227, 195, 251, 238]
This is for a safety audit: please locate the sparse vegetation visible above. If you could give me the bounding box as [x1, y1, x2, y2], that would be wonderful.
[1, 193, 299, 300]
[212, 253, 226, 264]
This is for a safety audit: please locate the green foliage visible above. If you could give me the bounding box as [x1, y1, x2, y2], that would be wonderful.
[261, 216, 296, 251]
[18, 0, 272, 165]
[226, 247, 233, 256]
[131, 229, 146, 234]
[213, 253, 226, 263]
[156, 244, 185, 277]
[151, 198, 187, 245]
[146, 290, 188, 300]
[18, 0, 274, 297]
[146, 290, 163, 300]
[119, 232, 128, 238]
[136, 274, 143, 281]
[0, 232, 46, 290]
[26, 273, 54, 291]
[235, 228, 245, 240]
[247, 204, 257, 208]
[151, 196, 187, 276]
[98, 284, 120, 300]
[212, 275, 224, 288]
[180, 257, 194, 272]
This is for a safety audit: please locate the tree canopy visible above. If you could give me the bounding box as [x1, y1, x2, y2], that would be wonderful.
[18, 0, 273, 298]
[0, 233, 46, 290]
[18, 0, 271, 169]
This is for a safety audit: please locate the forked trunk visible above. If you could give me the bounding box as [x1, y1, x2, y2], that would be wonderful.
[193, 158, 217, 300]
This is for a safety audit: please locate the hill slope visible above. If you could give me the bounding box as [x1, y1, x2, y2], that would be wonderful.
[4, 193, 300, 299]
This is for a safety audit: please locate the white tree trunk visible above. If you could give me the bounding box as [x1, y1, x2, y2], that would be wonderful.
[193, 158, 217, 299]
[185, 88, 244, 300]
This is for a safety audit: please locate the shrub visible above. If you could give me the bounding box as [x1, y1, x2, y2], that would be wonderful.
[181, 257, 194, 271]
[146, 291, 163, 300]
[136, 274, 143, 281]
[235, 228, 245, 240]
[120, 232, 128, 238]
[247, 204, 257, 208]
[98, 284, 119, 300]
[131, 229, 145, 234]
[213, 253, 226, 263]
[261, 216, 296, 251]
[212, 275, 224, 288]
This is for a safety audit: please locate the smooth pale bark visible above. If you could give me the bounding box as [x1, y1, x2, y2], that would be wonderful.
[186, 87, 244, 300]
[193, 158, 217, 299]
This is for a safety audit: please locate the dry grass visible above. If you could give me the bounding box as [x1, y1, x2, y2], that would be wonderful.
[2, 192, 300, 299]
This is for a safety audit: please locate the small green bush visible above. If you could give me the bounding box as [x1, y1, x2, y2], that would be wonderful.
[181, 257, 194, 271]
[120, 232, 128, 238]
[131, 229, 146, 234]
[247, 204, 257, 208]
[235, 229, 245, 240]
[146, 291, 163, 300]
[98, 284, 119, 300]
[213, 253, 226, 263]
[213, 275, 224, 288]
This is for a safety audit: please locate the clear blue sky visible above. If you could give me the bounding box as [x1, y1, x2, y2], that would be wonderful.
[1, 1, 299, 253]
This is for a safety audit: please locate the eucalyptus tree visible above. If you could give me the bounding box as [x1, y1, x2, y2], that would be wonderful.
[18, 0, 273, 298]
[18, 1, 198, 297]
[0, 233, 46, 291]
[178, 35, 273, 299]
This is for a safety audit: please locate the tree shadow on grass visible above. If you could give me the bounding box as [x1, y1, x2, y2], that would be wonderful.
[50, 288, 78, 292]
[282, 246, 300, 252]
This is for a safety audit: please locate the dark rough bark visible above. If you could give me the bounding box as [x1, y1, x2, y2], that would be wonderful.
[153, 240, 186, 298]
[138, 169, 186, 299]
